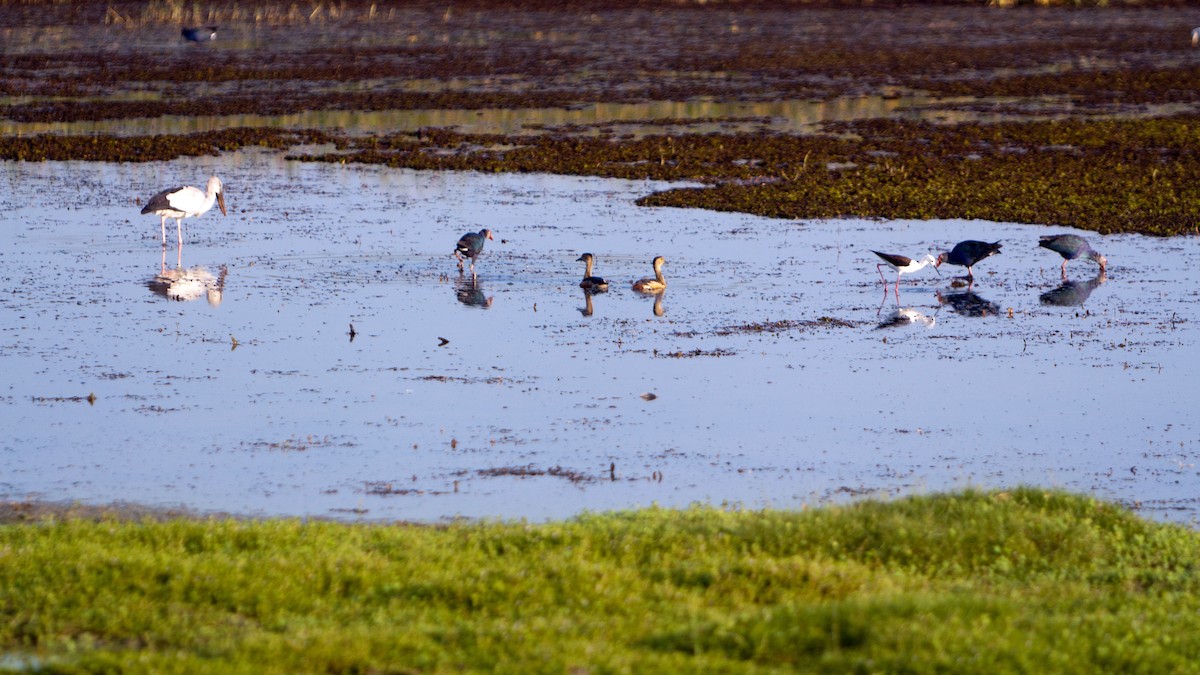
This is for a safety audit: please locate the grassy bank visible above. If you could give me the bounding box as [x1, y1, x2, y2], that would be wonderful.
[2, 489, 1199, 672]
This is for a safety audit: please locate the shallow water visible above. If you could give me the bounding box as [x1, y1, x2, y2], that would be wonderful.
[1, 152, 1198, 523]
[0, 95, 982, 138]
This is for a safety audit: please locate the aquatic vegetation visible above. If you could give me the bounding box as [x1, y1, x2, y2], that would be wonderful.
[0, 128, 334, 161]
[289, 116, 1200, 236]
[2, 489, 1200, 671]
[2, 2, 1198, 236]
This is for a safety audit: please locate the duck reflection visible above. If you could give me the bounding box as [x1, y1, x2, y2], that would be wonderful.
[650, 291, 665, 317]
[935, 289, 999, 317]
[455, 277, 493, 309]
[148, 264, 227, 306]
[875, 307, 936, 330]
[579, 288, 597, 317]
[1040, 272, 1106, 307]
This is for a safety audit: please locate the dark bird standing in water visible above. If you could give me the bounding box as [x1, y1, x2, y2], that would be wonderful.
[454, 228, 494, 276]
[936, 240, 1002, 280]
[1038, 234, 1107, 279]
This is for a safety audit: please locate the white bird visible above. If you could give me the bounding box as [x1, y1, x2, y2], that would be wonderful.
[871, 250, 940, 296]
[140, 176, 227, 247]
[1192, 27, 1199, 47]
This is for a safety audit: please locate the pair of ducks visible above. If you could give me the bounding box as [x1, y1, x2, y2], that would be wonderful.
[453, 227, 666, 294]
[577, 253, 666, 294]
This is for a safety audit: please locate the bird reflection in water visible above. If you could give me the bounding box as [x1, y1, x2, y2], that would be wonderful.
[455, 277, 493, 309]
[649, 291, 665, 317]
[1040, 272, 1106, 307]
[935, 289, 1000, 317]
[579, 289, 597, 317]
[149, 264, 227, 306]
[875, 307, 936, 330]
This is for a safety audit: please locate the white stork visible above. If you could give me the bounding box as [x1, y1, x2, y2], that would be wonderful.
[140, 176, 227, 247]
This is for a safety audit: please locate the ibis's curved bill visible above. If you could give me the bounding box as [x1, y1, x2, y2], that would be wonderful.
[140, 176, 227, 247]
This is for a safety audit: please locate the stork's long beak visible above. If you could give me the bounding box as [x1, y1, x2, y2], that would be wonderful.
[216, 191, 227, 217]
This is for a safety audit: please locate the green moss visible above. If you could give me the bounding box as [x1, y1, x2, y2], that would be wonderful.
[1, 489, 1199, 672]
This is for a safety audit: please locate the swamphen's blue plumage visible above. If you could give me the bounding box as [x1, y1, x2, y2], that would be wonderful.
[1038, 234, 1107, 278]
[936, 240, 1002, 279]
[454, 228, 494, 275]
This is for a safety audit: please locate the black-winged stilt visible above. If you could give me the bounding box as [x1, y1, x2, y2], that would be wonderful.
[871, 250, 939, 296]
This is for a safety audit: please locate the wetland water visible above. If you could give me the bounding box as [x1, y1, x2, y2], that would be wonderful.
[2, 151, 1198, 522]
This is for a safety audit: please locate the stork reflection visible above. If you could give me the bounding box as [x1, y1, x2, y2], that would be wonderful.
[148, 264, 227, 306]
[455, 277, 493, 309]
[935, 289, 999, 317]
[1040, 272, 1106, 307]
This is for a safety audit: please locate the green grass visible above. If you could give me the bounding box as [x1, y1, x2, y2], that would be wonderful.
[3, 489, 1200, 672]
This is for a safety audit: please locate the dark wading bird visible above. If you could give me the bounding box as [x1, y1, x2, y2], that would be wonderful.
[180, 26, 218, 41]
[141, 176, 227, 248]
[1038, 234, 1107, 279]
[871, 250, 940, 297]
[936, 240, 1002, 280]
[182, 26, 218, 42]
[576, 253, 609, 293]
[631, 255, 667, 293]
[454, 228, 494, 276]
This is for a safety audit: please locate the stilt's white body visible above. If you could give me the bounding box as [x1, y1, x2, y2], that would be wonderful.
[871, 250, 939, 297]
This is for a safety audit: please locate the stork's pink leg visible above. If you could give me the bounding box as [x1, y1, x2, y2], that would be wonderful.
[876, 263, 888, 284]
